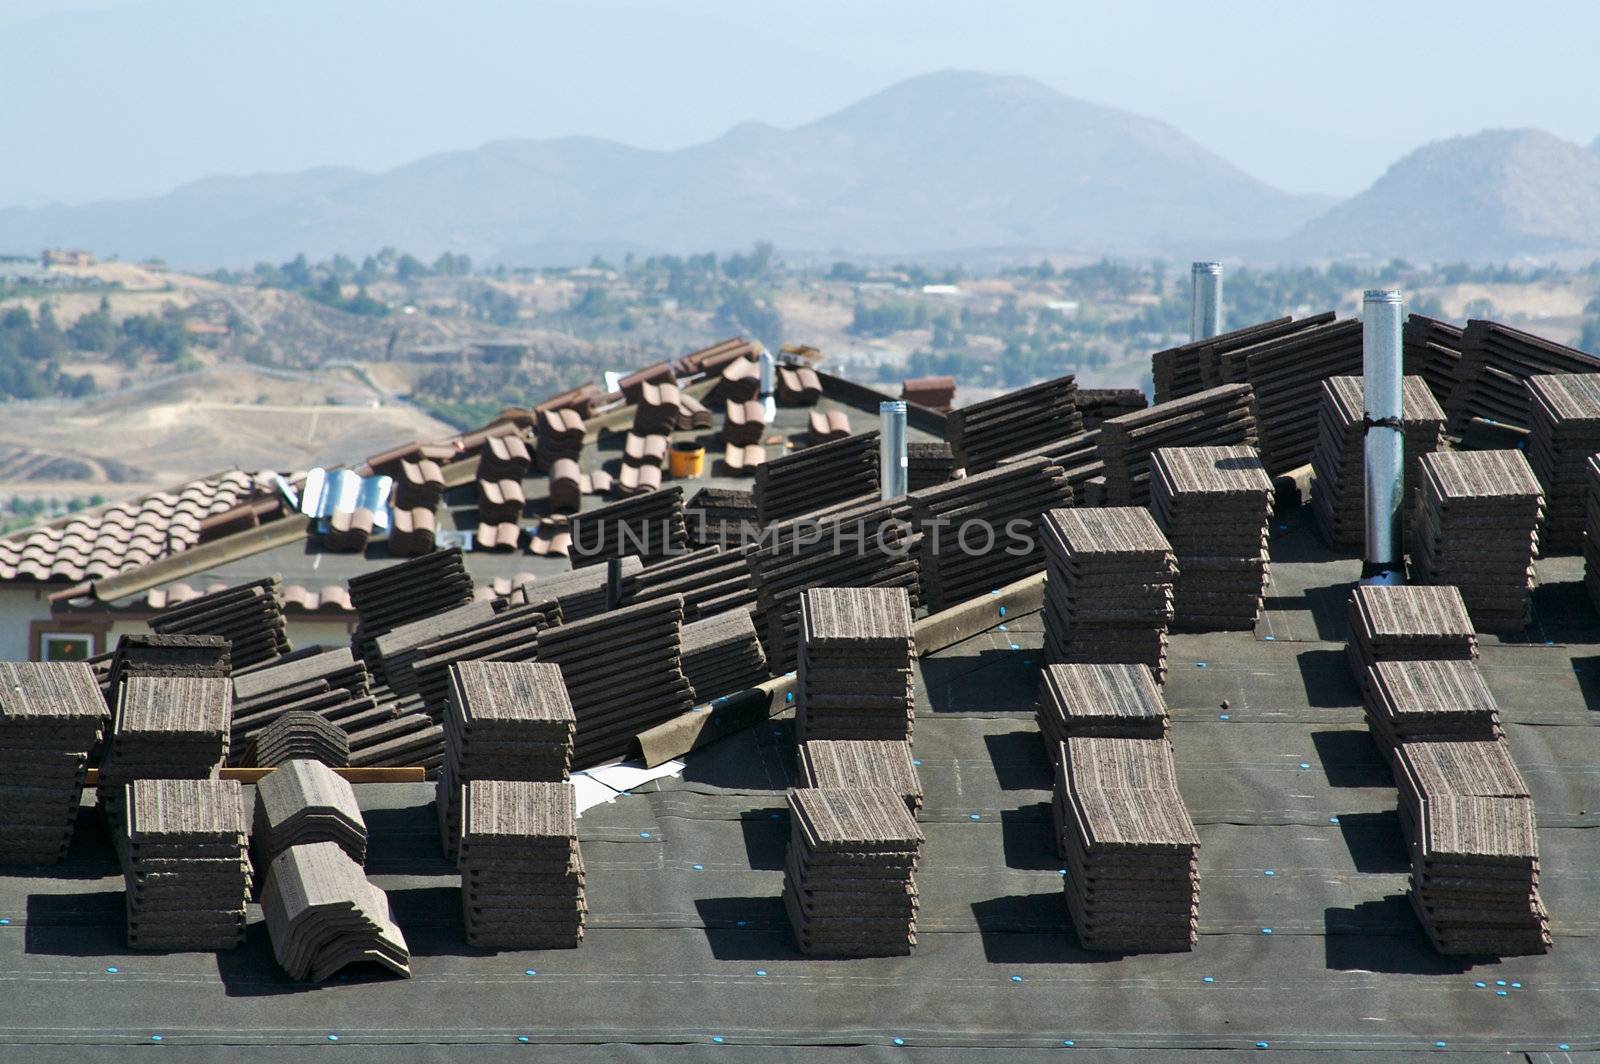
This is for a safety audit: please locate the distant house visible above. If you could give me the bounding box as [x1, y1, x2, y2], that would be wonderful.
[41, 248, 95, 268]
[402, 340, 530, 366]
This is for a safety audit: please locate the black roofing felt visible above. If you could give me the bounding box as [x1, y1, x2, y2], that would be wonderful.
[5, 509, 1600, 1058]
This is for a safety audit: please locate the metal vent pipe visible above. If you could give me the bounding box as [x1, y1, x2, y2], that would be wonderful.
[1362, 289, 1405, 584]
[879, 400, 908, 500]
[759, 348, 777, 421]
[1190, 261, 1223, 342]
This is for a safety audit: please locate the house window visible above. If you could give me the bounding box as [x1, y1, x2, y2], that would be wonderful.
[40, 632, 94, 661]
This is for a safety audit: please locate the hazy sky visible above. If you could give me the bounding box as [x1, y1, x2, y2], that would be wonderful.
[4, 0, 1597, 208]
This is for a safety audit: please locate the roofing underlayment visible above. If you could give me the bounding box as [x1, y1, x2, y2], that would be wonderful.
[4, 507, 1600, 1060]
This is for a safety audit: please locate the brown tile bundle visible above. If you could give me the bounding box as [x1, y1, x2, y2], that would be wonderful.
[386, 456, 447, 557]
[476, 433, 532, 545]
[723, 400, 767, 447]
[1310, 375, 1446, 550]
[782, 786, 923, 956]
[753, 430, 879, 523]
[1000, 429, 1105, 506]
[1402, 314, 1465, 407]
[677, 392, 714, 431]
[623, 432, 669, 470]
[535, 407, 587, 474]
[227, 647, 374, 766]
[99, 675, 232, 801]
[680, 609, 769, 702]
[796, 587, 915, 743]
[746, 502, 920, 672]
[808, 409, 852, 445]
[1586, 456, 1600, 612]
[241, 711, 351, 769]
[1446, 319, 1600, 437]
[1053, 736, 1199, 952]
[1149, 445, 1273, 631]
[346, 548, 475, 675]
[458, 779, 587, 950]
[944, 373, 1082, 473]
[1097, 384, 1258, 505]
[405, 600, 561, 727]
[568, 487, 686, 566]
[109, 633, 230, 689]
[118, 778, 250, 951]
[619, 543, 757, 622]
[1077, 388, 1146, 430]
[150, 577, 290, 670]
[1223, 318, 1363, 475]
[1392, 741, 1549, 956]
[436, 661, 576, 859]
[686, 486, 758, 548]
[1345, 583, 1478, 677]
[251, 759, 367, 871]
[1042, 507, 1176, 682]
[535, 595, 695, 768]
[910, 455, 1074, 611]
[632, 380, 682, 436]
[1361, 658, 1502, 753]
[1151, 314, 1333, 403]
[796, 740, 921, 814]
[0, 661, 105, 864]
[901, 375, 955, 412]
[1036, 662, 1169, 752]
[1526, 373, 1600, 549]
[261, 841, 410, 982]
[906, 442, 955, 491]
[776, 365, 823, 406]
[1411, 450, 1543, 632]
[710, 355, 760, 403]
[549, 457, 585, 514]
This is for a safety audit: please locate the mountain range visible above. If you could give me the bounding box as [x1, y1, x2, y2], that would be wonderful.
[3, 71, 1598, 267]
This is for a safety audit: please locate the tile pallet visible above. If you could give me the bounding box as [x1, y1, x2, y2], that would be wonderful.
[679, 608, 770, 703]
[944, 373, 1082, 473]
[1096, 385, 1259, 506]
[1036, 662, 1169, 752]
[1149, 445, 1273, 631]
[118, 778, 250, 951]
[0, 661, 105, 865]
[1526, 373, 1600, 550]
[753, 431, 880, 524]
[796, 587, 916, 744]
[458, 780, 587, 950]
[150, 577, 290, 670]
[796, 740, 922, 814]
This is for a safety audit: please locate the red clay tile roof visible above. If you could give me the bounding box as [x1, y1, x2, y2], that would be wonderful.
[0, 470, 272, 584]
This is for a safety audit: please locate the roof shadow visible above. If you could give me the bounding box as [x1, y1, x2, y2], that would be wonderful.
[23, 889, 131, 957]
[737, 807, 788, 871]
[1333, 810, 1409, 874]
[26, 806, 123, 881]
[1309, 729, 1389, 788]
[999, 804, 1061, 871]
[381, 883, 481, 958]
[920, 649, 1039, 715]
[1572, 655, 1600, 712]
[1323, 901, 1473, 974]
[693, 896, 803, 960]
[971, 895, 1118, 965]
[360, 805, 455, 877]
[1259, 582, 1351, 642]
[981, 730, 1053, 791]
[1295, 648, 1363, 708]
[217, 922, 412, 996]
[678, 725, 792, 792]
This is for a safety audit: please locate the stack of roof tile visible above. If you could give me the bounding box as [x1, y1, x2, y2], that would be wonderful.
[535, 596, 695, 767]
[109, 633, 230, 689]
[1412, 450, 1543, 632]
[536, 382, 601, 419]
[227, 647, 374, 765]
[618, 362, 674, 404]
[1310, 375, 1446, 550]
[944, 373, 1082, 473]
[437, 661, 576, 859]
[808, 409, 852, 445]
[403, 602, 561, 726]
[746, 502, 920, 672]
[1036, 663, 1168, 752]
[686, 486, 757, 548]
[618, 543, 757, 621]
[782, 786, 922, 956]
[680, 609, 770, 702]
[568, 487, 686, 566]
[709, 354, 760, 403]
[796, 740, 921, 814]
[910, 455, 1074, 611]
[1149, 446, 1273, 631]
[906, 442, 955, 491]
[1392, 741, 1549, 955]
[1053, 736, 1199, 952]
[1526, 373, 1600, 549]
[1446, 320, 1600, 437]
[118, 778, 249, 951]
[458, 779, 587, 950]
[385, 454, 447, 557]
[796, 587, 915, 743]
[100, 675, 231, 808]
[623, 432, 669, 470]
[1346, 584, 1478, 677]
[241, 711, 351, 769]
[150, 577, 290, 670]
[1403, 314, 1465, 406]
[261, 841, 410, 982]
[1361, 659, 1502, 754]
[1097, 384, 1258, 506]
[723, 399, 767, 447]
[0, 661, 105, 864]
[1151, 315, 1334, 403]
[1587, 456, 1600, 611]
[251, 759, 367, 871]
[1225, 318, 1363, 475]
[632, 380, 682, 435]
[901, 375, 955, 412]
[347, 548, 475, 676]
[535, 408, 587, 474]
[1001, 430, 1106, 505]
[616, 452, 666, 496]
[677, 392, 713, 431]
[548, 458, 585, 514]
[753, 431, 879, 523]
[776, 365, 823, 405]
[371, 601, 498, 695]
[476, 433, 532, 546]
[1077, 388, 1147, 430]
[1042, 508, 1176, 681]
[508, 565, 614, 622]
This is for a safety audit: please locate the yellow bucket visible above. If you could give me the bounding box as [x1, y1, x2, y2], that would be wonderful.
[669, 442, 706, 478]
